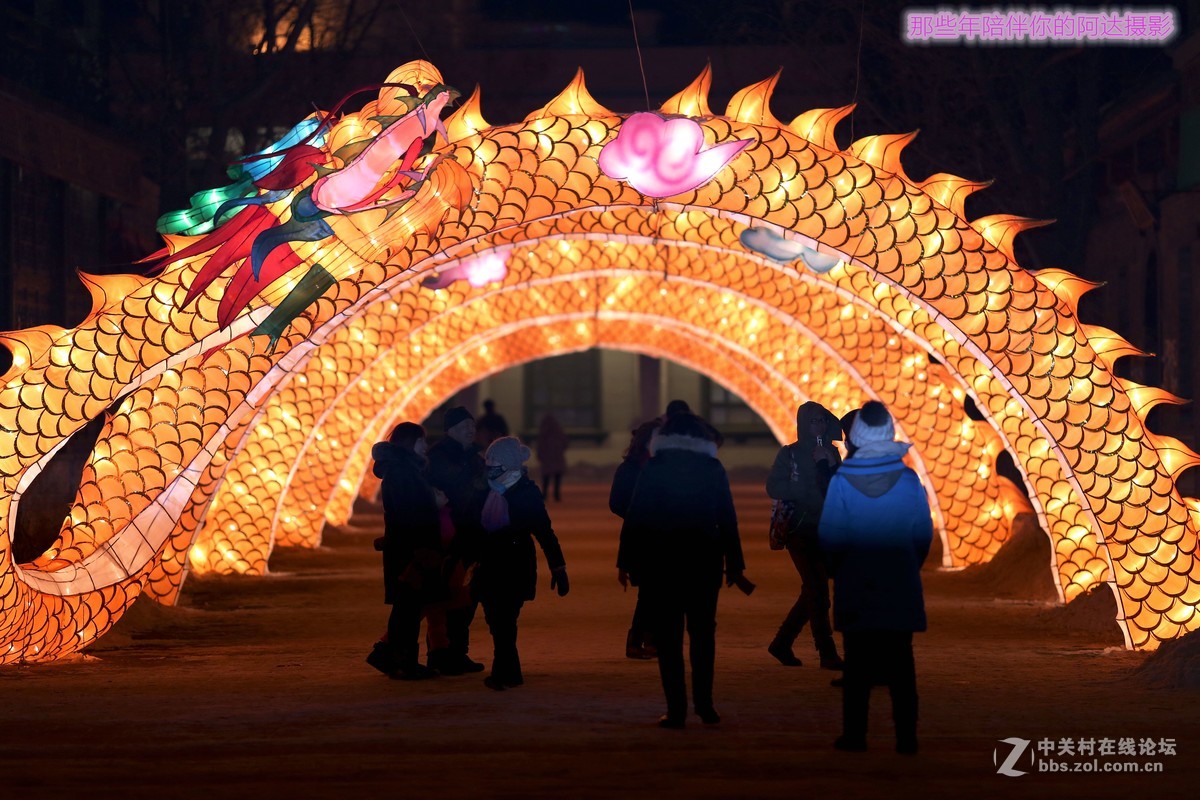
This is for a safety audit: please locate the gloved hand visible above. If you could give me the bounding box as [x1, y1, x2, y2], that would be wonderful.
[550, 566, 570, 597]
[727, 571, 756, 596]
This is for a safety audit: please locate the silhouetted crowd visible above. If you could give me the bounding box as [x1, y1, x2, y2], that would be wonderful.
[367, 403, 567, 690]
[367, 396, 932, 753]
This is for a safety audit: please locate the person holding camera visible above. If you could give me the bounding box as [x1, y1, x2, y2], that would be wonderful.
[618, 412, 749, 728]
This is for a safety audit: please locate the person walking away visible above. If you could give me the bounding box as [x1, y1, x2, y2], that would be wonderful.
[818, 401, 932, 754]
[472, 436, 569, 690]
[367, 422, 442, 680]
[427, 406, 489, 675]
[765, 401, 845, 670]
[536, 412, 569, 502]
[618, 413, 749, 728]
[476, 398, 509, 447]
[608, 419, 662, 659]
[609, 419, 667, 657]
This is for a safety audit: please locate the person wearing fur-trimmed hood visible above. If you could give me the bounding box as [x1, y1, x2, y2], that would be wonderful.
[818, 400, 933, 755]
[617, 413, 747, 728]
[473, 436, 569, 691]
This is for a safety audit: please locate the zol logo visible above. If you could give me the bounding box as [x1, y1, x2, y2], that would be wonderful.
[994, 737, 1034, 777]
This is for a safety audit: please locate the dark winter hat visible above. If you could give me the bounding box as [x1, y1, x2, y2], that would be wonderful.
[839, 409, 859, 441]
[660, 412, 711, 441]
[443, 406, 474, 432]
[849, 401, 895, 447]
[485, 436, 531, 470]
[664, 399, 691, 417]
[388, 421, 425, 449]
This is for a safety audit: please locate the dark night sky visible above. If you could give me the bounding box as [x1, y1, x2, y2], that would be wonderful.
[76, 1, 1186, 257]
[4, 0, 1192, 308]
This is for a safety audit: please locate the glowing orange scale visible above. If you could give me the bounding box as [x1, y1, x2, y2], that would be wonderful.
[1, 60, 1198, 663]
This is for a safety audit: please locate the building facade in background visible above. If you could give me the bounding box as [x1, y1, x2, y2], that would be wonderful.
[439, 351, 777, 475]
[1086, 27, 1200, 495]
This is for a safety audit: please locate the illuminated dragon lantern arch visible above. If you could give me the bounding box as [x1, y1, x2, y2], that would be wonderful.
[2, 60, 1199, 663]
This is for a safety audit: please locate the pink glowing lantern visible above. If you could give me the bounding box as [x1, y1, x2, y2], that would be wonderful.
[422, 249, 510, 290]
[598, 112, 752, 198]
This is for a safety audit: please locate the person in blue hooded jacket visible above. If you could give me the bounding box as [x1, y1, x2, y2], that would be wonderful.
[818, 401, 933, 755]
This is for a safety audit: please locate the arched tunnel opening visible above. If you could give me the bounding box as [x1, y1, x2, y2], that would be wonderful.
[335, 346, 1044, 590]
[3, 57, 1196, 668]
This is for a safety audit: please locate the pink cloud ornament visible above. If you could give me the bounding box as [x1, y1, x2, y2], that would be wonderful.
[598, 112, 752, 198]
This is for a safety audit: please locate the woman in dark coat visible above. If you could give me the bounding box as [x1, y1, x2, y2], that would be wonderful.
[368, 422, 442, 680]
[473, 436, 570, 690]
[618, 413, 747, 728]
[765, 400, 844, 669]
[609, 419, 661, 659]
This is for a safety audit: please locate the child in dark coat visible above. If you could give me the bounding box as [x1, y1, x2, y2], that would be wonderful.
[473, 436, 570, 690]
[426, 406, 489, 675]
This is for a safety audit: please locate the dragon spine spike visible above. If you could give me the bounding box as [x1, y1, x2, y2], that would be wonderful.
[996, 475, 1035, 515]
[917, 173, 992, 217]
[787, 104, 855, 151]
[444, 84, 490, 141]
[1145, 434, 1200, 484]
[973, 215, 1055, 262]
[1030, 266, 1103, 314]
[660, 62, 713, 117]
[382, 60, 445, 94]
[1081, 324, 1150, 370]
[1118, 378, 1189, 417]
[848, 131, 919, 182]
[525, 67, 611, 121]
[0, 324, 68, 377]
[1184, 497, 1200, 522]
[725, 70, 784, 128]
[162, 233, 199, 255]
[77, 272, 152, 317]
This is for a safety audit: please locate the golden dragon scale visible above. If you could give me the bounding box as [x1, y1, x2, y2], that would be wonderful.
[2, 61, 1198, 663]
